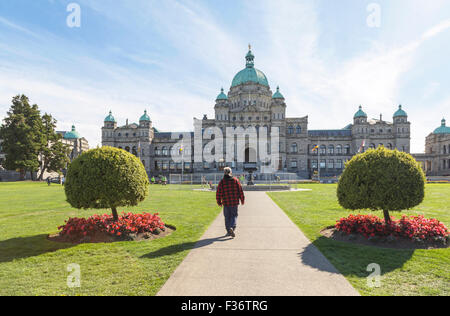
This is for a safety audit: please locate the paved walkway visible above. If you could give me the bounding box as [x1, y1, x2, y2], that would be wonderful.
[157, 192, 359, 296]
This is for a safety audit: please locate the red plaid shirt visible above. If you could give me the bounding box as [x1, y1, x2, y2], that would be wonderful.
[216, 176, 245, 207]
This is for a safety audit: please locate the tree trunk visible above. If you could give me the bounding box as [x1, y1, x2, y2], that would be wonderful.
[112, 207, 119, 222]
[383, 209, 391, 225]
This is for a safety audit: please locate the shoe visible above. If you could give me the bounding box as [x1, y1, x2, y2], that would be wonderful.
[229, 228, 235, 238]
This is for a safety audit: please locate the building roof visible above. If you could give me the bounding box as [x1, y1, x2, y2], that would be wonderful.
[231, 48, 269, 87]
[433, 118, 450, 134]
[140, 110, 151, 122]
[216, 88, 228, 101]
[354, 106, 367, 119]
[272, 86, 285, 99]
[64, 125, 81, 140]
[393, 105, 407, 117]
[104, 111, 116, 122]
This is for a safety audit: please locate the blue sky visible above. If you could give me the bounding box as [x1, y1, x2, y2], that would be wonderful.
[0, 0, 449, 152]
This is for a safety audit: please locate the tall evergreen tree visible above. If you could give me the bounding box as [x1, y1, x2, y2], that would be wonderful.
[0, 95, 43, 180]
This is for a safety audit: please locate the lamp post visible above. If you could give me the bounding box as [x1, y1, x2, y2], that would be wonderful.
[180, 146, 184, 184]
[318, 143, 321, 183]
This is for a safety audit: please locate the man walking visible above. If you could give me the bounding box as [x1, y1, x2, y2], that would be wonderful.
[216, 167, 245, 238]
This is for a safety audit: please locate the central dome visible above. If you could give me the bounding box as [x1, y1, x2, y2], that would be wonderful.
[231, 48, 269, 88]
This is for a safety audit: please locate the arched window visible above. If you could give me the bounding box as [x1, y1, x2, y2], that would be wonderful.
[288, 126, 294, 135]
[296, 126, 302, 134]
[132, 146, 137, 156]
[370, 144, 376, 149]
[344, 145, 351, 154]
[328, 145, 334, 155]
[387, 143, 393, 150]
[336, 145, 342, 155]
[155, 147, 160, 156]
[291, 143, 298, 153]
[162, 146, 168, 156]
[320, 145, 326, 155]
[125, 146, 130, 152]
[444, 146, 447, 154]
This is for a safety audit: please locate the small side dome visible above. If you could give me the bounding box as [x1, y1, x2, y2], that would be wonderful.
[394, 105, 407, 118]
[104, 111, 116, 123]
[139, 110, 151, 122]
[216, 88, 228, 101]
[272, 86, 285, 99]
[354, 106, 367, 119]
[433, 118, 450, 134]
[64, 125, 81, 140]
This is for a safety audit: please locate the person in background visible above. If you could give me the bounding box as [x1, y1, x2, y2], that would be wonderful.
[216, 167, 245, 238]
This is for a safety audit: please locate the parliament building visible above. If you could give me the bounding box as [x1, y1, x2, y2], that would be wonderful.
[101, 48, 413, 179]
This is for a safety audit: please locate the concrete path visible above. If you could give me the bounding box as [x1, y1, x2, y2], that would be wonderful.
[157, 192, 359, 296]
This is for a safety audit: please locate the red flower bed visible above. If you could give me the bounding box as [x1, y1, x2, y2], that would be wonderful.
[58, 212, 165, 241]
[336, 214, 449, 241]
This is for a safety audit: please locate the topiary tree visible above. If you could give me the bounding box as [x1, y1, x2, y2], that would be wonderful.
[337, 147, 426, 225]
[65, 147, 149, 221]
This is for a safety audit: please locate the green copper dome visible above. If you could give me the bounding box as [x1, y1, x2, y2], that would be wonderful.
[354, 106, 367, 118]
[273, 86, 284, 99]
[231, 48, 269, 88]
[394, 105, 407, 117]
[64, 125, 81, 140]
[216, 88, 228, 101]
[140, 110, 151, 121]
[433, 118, 450, 134]
[104, 111, 116, 123]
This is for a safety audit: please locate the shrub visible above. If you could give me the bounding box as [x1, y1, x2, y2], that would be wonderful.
[65, 147, 149, 220]
[337, 147, 426, 224]
[58, 212, 165, 241]
[336, 214, 449, 242]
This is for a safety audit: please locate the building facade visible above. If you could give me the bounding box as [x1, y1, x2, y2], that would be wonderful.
[57, 125, 90, 161]
[414, 118, 450, 177]
[101, 48, 411, 178]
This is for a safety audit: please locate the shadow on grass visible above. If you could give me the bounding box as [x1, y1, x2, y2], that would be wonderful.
[140, 235, 233, 259]
[300, 236, 415, 277]
[0, 234, 75, 263]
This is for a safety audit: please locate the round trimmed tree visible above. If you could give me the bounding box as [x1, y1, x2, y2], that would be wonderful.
[65, 147, 149, 221]
[337, 147, 426, 225]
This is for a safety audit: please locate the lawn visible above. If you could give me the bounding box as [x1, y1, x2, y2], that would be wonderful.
[268, 184, 450, 296]
[0, 182, 221, 296]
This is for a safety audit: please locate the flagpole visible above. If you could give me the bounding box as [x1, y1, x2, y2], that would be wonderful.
[181, 146, 184, 184]
[318, 142, 321, 183]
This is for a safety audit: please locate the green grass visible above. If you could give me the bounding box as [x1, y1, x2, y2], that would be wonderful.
[0, 182, 221, 295]
[268, 184, 450, 296]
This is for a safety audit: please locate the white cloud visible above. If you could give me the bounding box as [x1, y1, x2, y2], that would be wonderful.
[422, 19, 450, 40]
